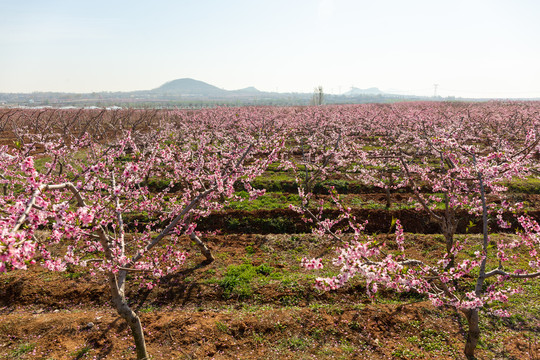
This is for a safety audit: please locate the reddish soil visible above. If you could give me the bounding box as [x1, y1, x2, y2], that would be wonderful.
[1, 234, 538, 360]
[1, 110, 538, 359]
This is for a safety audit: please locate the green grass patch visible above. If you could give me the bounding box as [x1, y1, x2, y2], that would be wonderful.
[218, 263, 274, 299]
[226, 191, 301, 211]
[505, 176, 540, 194]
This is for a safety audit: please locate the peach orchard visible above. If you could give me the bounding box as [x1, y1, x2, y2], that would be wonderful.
[1, 102, 539, 359]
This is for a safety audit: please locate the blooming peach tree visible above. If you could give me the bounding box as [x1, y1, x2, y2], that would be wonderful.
[297, 102, 540, 358]
[0, 108, 283, 359]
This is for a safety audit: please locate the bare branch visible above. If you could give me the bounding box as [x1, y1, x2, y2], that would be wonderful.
[129, 144, 254, 266]
[118, 267, 151, 273]
[399, 156, 443, 222]
[484, 269, 540, 279]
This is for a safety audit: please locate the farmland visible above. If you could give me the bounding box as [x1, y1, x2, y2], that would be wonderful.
[1, 103, 539, 359]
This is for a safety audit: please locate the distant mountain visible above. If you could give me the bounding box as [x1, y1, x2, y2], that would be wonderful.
[151, 78, 264, 97]
[232, 86, 261, 94]
[152, 78, 227, 95]
[345, 87, 386, 96]
[0, 78, 463, 108]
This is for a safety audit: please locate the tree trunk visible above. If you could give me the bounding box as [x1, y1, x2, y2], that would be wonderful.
[190, 232, 214, 263]
[443, 230, 455, 269]
[440, 213, 457, 270]
[385, 187, 392, 209]
[463, 153, 488, 360]
[109, 273, 149, 359]
[385, 172, 393, 210]
[464, 308, 480, 359]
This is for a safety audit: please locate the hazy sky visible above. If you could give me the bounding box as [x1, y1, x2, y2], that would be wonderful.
[1, 0, 539, 98]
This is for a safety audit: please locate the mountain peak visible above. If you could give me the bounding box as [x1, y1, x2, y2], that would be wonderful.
[153, 78, 226, 94]
[345, 87, 386, 96]
[233, 86, 260, 94]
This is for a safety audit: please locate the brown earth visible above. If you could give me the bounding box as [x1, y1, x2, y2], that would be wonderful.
[1, 114, 538, 359]
[1, 233, 538, 360]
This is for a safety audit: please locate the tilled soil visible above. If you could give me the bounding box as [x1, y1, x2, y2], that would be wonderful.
[1, 233, 538, 359]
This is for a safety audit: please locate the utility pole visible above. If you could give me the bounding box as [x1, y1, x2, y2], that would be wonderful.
[433, 84, 439, 97]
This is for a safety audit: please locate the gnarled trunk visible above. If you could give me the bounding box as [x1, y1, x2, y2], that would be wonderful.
[464, 308, 480, 359]
[440, 213, 458, 269]
[109, 272, 148, 360]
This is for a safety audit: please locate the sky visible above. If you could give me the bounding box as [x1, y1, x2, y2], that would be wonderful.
[1, 0, 540, 98]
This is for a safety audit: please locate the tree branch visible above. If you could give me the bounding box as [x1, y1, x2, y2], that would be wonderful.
[484, 269, 540, 279]
[399, 156, 443, 222]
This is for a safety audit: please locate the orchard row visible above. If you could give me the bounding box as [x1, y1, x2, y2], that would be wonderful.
[1, 102, 539, 358]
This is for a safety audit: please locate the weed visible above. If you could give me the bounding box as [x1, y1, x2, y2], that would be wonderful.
[218, 263, 273, 299]
[505, 176, 540, 194]
[406, 335, 420, 343]
[255, 263, 273, 276]
[225, 215, 294, 233]
[288, 245, 307, 254]
[215, 321, 229, 334]
[241, 303, 273, 313]
[215, 252, 229, 260]
[62, 271, 83, 280]
[252, 331, 265, 344]
[9, 342, 35, 358]
[278, 278, 304, 292]
[279, 295, 301, 306]
[392, 345, 425, 359]
[308, 303, 345, 314]
[310, 328, 324, 340]
[274, 321, 287, 332]
[139, 305, 159, 313]
[71, 344, 92, 359]
[409, 328, 451, 353]
[409, 320, 421, 328]
[350, 303, 367, 311]
[203, 269, 216, 275]
[279, 336, 311, 350]
[340, 340, 355, 354]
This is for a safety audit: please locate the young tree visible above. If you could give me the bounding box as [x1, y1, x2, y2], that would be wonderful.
[0, 108, 283, 359]
[301, 177, 539, 358]
[296, 102, 540, 358]
[382, 102, 539, 267]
